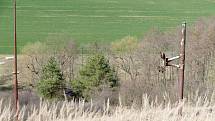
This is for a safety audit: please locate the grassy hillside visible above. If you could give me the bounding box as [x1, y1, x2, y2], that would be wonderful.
[1, 0, 215, 53]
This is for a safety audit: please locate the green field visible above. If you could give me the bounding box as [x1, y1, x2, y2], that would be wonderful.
[1, 0, 215, 53]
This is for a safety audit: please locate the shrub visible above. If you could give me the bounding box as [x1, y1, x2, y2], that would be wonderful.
[111, 36, 138, 53]
[36, 57, 65, 99]
[71, 54, 119, 100]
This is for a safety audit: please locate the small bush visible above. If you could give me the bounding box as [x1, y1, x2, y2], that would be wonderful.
[111, 36, 138, 53]
[36, 57, 65, 99]
[71, 54, 119, 100]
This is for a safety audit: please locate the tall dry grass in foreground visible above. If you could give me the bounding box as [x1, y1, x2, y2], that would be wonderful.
[1, 95, 215, 121]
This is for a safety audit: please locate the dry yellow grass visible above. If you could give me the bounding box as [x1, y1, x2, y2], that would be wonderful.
[1, 95, 215, 121]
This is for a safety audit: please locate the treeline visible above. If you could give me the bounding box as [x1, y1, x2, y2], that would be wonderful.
[15, 17, 215, 105]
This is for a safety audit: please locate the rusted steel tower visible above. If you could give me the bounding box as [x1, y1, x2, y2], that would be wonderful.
[159, 22, 186, 100]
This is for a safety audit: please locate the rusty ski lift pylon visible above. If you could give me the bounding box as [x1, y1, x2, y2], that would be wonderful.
[159, 22, 186, 103]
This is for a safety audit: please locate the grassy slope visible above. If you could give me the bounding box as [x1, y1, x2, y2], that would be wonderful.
[0, 0, 215, 53]
[1, 97, 215, 121]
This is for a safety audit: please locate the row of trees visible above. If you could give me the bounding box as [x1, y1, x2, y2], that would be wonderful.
[17, 17, 215, 105]
[36, 54, 119, 100]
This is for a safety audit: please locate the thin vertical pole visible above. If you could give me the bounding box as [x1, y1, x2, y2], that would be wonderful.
[13, 0, 19, 118]
[178, 22, 186, 100]
[69, 58, 72, 81]
[81, 47, 84, 67]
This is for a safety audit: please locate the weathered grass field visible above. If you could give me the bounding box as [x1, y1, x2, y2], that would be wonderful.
[1, 95, 215, 121]
[1, 0, 215, 53]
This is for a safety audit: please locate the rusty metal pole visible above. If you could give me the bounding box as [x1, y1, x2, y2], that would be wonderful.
[159, 22, 186, 115]
[178, 22, 186, 103]
[13, 0, 19, 118]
